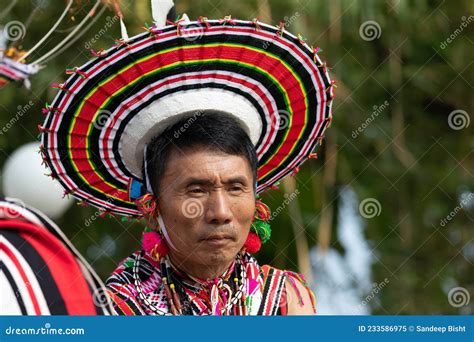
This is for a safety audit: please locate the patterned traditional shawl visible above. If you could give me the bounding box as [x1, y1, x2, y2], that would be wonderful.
[106, 251, 315, 315]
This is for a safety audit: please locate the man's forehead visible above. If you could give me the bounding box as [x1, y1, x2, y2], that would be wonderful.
[163, 147, 253, 180]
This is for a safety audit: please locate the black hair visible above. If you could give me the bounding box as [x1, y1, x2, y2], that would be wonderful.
[143, 111, 258, 196]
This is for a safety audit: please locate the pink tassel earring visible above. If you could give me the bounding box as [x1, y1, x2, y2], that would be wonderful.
[135, 193, 169, 261]
[142, 227, 169, 262]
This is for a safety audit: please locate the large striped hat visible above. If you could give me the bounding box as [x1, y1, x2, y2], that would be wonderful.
[39, 17, 335, 217]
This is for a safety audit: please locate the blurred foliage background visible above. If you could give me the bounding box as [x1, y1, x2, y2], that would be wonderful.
[0, 0, 472, 314]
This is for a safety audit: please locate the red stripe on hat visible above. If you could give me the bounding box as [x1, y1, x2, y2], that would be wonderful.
[68, 45, 305, 196]
[1, 239, 42, 314]
[100, 72, 278, 182]
[1, 220, 97, 315]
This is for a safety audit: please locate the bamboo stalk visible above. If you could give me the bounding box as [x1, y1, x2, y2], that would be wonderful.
[388, 0, 415, 314]
[316, 134, 338, 253]
[282, 176, 311, 279]
[314, 0, 340, 255]
[257, 0, 272, 23]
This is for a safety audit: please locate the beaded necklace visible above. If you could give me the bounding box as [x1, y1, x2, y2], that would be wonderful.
[133, 251, 249, 315]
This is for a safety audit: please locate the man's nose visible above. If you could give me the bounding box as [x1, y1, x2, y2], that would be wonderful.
[205, 191, 232, 225]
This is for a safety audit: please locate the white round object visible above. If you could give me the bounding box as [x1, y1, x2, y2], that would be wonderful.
[2, 142, 73, 219]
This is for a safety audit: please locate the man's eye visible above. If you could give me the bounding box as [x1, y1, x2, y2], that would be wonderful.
[189, 188, 205, 194]
[229, 186, 243, 192]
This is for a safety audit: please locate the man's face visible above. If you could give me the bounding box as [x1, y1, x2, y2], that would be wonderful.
[155, 146, 256, 278]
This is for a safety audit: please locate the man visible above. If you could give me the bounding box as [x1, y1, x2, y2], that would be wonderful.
[39, 12, 334, 315]
[106, 113, 316, 315]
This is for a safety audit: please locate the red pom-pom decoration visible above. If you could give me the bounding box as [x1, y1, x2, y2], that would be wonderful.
[243, 231, 262, 254]
[142, 231, 169, 261]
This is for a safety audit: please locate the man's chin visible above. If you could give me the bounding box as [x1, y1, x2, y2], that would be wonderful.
[197, 247, 238, 265]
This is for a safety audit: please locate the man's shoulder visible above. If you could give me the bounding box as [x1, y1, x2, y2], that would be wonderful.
[260, 264, 295, 282]
[281, 270, 316, 315]
[259, 265, 316, 315]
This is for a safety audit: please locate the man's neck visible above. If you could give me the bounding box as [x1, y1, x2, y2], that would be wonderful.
[167, 253, 235, 281]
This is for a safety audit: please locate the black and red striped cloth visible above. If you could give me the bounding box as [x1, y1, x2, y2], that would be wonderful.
[0, 198, 112, 315]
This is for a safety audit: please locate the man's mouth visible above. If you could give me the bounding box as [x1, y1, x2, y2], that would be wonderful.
[200, 234, 234, 245]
